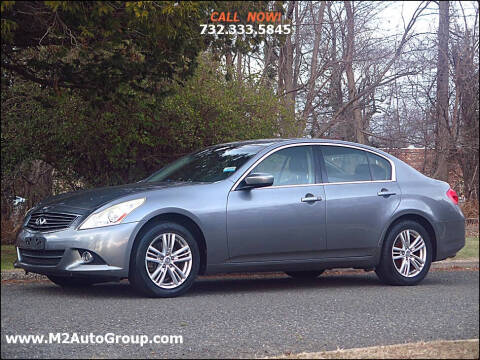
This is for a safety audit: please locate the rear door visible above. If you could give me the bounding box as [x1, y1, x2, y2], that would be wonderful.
[317, 145, 401, 256]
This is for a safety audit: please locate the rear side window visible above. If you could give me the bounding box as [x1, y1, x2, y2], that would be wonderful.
[367, 152, 392, 180]
[321, 146, 371, 183]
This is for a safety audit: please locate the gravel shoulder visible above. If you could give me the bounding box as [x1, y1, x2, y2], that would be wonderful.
[274, 339, 479, 359]
[2, 259, 478, 282]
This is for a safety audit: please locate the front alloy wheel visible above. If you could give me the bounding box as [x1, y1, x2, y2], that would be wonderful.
[145, 233, 193, 289]
[130, 222, 200, 297]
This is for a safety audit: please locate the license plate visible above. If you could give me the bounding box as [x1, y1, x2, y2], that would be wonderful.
[17, 236, 46, 250]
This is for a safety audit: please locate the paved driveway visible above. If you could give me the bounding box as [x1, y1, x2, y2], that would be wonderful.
[1, 270, 478, 358]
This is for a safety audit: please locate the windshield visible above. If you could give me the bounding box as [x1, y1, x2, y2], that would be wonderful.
[145, 143, 268, 183]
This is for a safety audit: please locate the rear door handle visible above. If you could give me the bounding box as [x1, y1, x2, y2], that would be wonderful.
[301, 194, 322, 202]
[377, 189, 396, 197]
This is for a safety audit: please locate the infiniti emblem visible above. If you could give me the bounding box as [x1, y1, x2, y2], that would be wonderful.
[35, 217, 47, 226]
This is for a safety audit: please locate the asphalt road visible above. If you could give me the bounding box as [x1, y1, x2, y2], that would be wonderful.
[1, 270, 478, 359]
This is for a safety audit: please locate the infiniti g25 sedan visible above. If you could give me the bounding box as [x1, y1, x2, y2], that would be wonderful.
[15, 139, 465, 297]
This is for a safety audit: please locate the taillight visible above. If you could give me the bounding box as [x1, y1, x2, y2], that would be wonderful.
[446, 188, 459, 205]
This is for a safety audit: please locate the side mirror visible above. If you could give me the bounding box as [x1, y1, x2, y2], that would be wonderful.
[239, 173, 274, 190]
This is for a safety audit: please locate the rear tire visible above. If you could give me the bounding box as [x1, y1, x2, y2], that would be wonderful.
[129, 222, 200, 298]
[285, 270, 324, 279]
[375, 220, 432, 286]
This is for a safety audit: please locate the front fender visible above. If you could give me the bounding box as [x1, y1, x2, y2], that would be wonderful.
[137, 207, 205, 230]
[122, 208, 206, 274]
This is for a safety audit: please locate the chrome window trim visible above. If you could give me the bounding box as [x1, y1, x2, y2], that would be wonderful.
[231, 142, 396, 191]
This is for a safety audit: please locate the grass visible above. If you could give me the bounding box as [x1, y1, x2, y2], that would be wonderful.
[0, 236, 478, 271]
[455, 237, 479, 260]
[275, 339, 479, 359]
[1, 245, 17, 270]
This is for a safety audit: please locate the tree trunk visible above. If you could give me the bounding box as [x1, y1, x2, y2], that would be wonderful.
[344, 1, 365, 144]
[236, 52, 242, 81]
[277, 1, 296, 136]
[433, 1, 450, 181]
[225, 51, 234, 81]
[301, 1, 326, 135]
[327, 2, 345, 139]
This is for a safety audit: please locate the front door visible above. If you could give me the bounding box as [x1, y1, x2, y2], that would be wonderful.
[226, 145, 327, 262]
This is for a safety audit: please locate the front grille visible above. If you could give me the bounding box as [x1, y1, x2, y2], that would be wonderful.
[26, 212, 79, 232]
[19, 249, 64, 266]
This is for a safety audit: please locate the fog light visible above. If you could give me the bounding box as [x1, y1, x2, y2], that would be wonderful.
[81, 251, 94, 263]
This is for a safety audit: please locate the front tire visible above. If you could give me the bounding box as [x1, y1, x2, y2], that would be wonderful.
[375, 220, 432, 286]
[129, 222, 200, 298]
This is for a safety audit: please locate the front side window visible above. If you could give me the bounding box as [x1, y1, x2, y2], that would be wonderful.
[321, 146, 371, 183]
[250, 146, 315, 186]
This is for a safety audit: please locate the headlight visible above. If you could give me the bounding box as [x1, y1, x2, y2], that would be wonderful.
[79, 198, 145, 230]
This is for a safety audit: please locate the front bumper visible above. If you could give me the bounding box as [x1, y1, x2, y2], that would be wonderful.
[434, 219, 466, 261]
[14, 222, 140, 278]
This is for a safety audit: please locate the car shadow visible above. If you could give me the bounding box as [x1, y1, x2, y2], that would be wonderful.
[16, 272, 444, 299]
[189, 275, 377, 296]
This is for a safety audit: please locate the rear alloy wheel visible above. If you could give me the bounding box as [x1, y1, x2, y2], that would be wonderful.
[375, 220, 432, 286]
[285, 270, 324, 279]
[129, 222, 200, 297]
[392, 229, 427, 278]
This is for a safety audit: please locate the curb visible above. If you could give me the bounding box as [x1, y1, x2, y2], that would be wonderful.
[2, 259, 478, 282]
[1, 270, 47, 282]
[431, 260, 479, 270]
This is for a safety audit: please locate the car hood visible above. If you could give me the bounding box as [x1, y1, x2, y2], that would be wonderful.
[35, 182, 196, 213]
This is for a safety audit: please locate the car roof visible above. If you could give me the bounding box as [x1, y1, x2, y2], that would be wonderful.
[216, 138, 375, 149]
[215, 138, 395, 160]
[215, 139, 285, 147]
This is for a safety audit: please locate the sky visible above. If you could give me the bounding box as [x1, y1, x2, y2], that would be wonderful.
[381, 1, 478, 35]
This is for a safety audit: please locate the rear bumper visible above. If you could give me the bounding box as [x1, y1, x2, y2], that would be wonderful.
[434, 219, 466, 261]
[14, 222, 140, 278]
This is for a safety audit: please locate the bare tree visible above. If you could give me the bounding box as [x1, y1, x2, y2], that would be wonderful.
[231, 1, 478, 200]
[314, 2, 429, 141]
[451, 2, 479, 199]
[433, 0, 450, 181]
[344, 1, 365, 143]
[299, 1, 327, 134]
[277, 1, 297, 135]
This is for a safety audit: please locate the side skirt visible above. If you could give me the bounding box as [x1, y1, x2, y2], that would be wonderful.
[205, 255, 377, 275]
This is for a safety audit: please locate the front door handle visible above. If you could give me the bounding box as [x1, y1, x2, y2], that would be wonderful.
[377, 189, 396, 197]
[301, 194, 322, 202]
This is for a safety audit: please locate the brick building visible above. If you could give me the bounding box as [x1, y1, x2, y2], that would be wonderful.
[385, 147, 464, 195]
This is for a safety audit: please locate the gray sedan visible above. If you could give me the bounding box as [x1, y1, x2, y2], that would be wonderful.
[15, 139, 465, 297]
